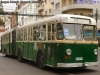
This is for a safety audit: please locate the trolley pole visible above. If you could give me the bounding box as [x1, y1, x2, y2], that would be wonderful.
[95, 8, 98, 25]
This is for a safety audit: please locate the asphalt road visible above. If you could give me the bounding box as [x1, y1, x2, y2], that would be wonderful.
[0, 52, 100, 75]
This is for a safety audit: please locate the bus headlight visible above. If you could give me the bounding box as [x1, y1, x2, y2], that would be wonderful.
[66, 49, 72, 55]
[94, 49, 98, 55]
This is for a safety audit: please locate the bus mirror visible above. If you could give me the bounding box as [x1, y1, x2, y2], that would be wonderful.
[98, 44, 100, 47]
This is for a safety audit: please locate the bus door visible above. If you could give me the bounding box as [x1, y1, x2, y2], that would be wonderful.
[28, 28, 32, 60]
[23, 28, 28, 58]
[12, 29, 16, 56]
[5, 34, 10, 54]
[46, 23, 56, 67]
[9, 33, 12, 54]
[8, 33, 10, 54]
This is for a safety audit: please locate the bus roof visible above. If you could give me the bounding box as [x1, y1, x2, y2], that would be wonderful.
[0, 29, 13, 36]
[17, 14, 96, 30]
[1, 14, 96, 36]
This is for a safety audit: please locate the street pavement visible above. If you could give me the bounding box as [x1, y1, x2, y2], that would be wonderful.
[0, 52, 100, 75]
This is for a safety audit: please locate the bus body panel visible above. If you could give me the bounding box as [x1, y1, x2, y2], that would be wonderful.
[6, 43, 10, 54]
[0, 14, 98, 69]
[1, 43, 5, 53]
[9, 43, 12, 55]
[46, 43, 57, 67]
[12, 29, 16, 56]
[83, 44, 98, 62]
[28, 42, 33, 60]
[23, 42, 28, 58]
[55, 43, 98, 68]
[16, 42, 23, 56]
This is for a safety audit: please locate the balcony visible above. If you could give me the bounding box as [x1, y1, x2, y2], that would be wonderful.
[61, 4, 94, 12]
[38, 6, 44, 11]
[50, 9, 62, 15]
[50, 0, 54, 3]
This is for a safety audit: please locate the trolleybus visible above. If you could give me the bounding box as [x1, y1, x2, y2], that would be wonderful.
[1, 14, 98, 69]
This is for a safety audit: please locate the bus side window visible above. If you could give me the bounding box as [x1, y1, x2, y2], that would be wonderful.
[28, 28, 30, 41]
[57, 23, 63, 40]
[17, 30, 20, 41]
[20, 29, 23, 41]
[39, 25, 46, 41]
[52, 24, 55, 40]
[33, 26, 39, 41]
[33, 27, 36, 40]
[31, 27, 33, 41]
[24, 29, 25, 41]
[26, 28, 28, 41]
[24, 28, 27, 41]
[33, 27, 34, 40]
[36, 26, 39, 41]
[6, 34, 9, 43]
[48, 23, 51, 40]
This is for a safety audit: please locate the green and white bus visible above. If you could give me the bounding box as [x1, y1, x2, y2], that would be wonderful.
[1, 14, 98, 69]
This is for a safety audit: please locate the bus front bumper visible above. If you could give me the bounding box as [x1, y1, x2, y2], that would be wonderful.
[57, 62, 99, 67]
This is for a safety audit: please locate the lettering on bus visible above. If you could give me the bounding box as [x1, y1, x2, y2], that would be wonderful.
[34, 42, 38, 50]
[64, 28, 69, 36]
[38, 42, 43, 49]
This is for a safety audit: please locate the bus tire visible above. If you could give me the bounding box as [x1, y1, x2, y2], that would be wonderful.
[18, 50, 23, 62]
[4, 49, 8, 57]
[37, 51, 46, 69]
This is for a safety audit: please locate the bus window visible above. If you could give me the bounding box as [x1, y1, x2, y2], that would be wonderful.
[33, 27, 36, 40]
[33, 26, 39, 41]
[24, 29, 26, 41]
[20, 29, 23, 41]
[24, 29, 27, 41]
[26, 29, 28, 41]
[63, 23, 82, 40]
[48, 23, 51, 40]
[31, 28, 33, 41]
[52, 24, 55, 40]
[6, 34, 9, 43]
[39, 25, 46, 41]
[57, 23, 63, 40]
[17, 30, 20, 41]
[28, 28, 31, 41]
[83, 25, 96, 41]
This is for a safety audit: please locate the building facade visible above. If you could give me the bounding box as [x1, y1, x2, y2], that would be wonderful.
[35, 0, 100, 28]
[0, 2, 5, 32]
[11, 10, 17, 29]
[18, 3, 35, 26]
[4, 15, 12, 30]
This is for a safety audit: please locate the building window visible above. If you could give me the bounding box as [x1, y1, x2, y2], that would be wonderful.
[49, 9, 51, 14]
[69, 0, 72, 4]
[74, 0, 77, 4]
[45, 11, 47, 16]
[74, 13, 77, 15]
[45, 0, 47, 3]
[80, 13, 83, 15]
[55, 2, 60, 9]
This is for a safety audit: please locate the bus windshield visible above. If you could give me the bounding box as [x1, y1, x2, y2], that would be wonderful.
[63, 23, 82, 40]
[83, 25, 96, 41]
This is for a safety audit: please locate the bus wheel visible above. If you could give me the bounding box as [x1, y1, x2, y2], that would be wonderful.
[4, 49, 8, 57]
[37, 51, 45, 69]
[18, 50, 23, 62]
